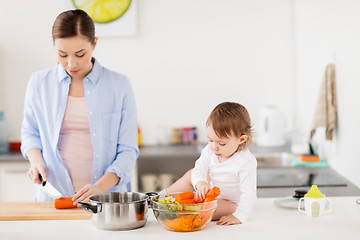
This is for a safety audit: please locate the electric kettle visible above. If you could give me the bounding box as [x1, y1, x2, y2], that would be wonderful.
[256, 106, 288, 147]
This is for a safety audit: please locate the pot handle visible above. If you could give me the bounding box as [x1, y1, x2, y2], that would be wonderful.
[78, 202, 102, 214]
[145, 192, 158, 208]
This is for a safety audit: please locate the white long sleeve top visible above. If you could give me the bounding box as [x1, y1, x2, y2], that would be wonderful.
[191, 144, 257, 223]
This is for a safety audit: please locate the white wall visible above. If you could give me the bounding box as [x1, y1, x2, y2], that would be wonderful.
[0, 0, 294, 144]
[1, 0, 359, 187]
[295, 0, 360, 188]
[0, 0, 63, 139]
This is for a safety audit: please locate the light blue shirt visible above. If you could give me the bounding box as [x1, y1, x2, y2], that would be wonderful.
[21, 59, 139, 201]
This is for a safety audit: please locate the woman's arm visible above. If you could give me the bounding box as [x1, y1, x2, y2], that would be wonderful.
[94, 172, 120, 192]
[26, 149, 47, 184]
[21, 74, 43, 156]
[22, 75, 47, 184]
[104, 78, 139, 186]
[72, 172, 119, 204]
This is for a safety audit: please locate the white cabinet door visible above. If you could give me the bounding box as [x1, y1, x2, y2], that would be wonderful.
[0, 162, 35, 202]
[0, 161, 138, 201]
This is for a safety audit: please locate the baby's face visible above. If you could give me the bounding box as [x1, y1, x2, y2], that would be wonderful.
[206, 126, 241, 162]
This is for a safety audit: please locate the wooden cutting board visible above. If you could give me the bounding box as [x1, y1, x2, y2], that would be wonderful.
[0, 202, 91, 221]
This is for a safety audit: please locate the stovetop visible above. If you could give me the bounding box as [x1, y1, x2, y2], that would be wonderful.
[257, 167, 347, 188]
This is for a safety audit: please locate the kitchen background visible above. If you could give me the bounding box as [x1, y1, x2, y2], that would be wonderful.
[0, 0, 359, 188]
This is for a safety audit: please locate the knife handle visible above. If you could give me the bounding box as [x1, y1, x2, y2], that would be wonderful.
[38, 173, 46, 186]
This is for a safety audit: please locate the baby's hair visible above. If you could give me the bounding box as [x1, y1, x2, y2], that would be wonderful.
[206, 102, 253, 151]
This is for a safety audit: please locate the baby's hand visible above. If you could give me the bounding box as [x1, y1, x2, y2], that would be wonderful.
[195, 181, 210, 200]
[216, 214, 241, 225]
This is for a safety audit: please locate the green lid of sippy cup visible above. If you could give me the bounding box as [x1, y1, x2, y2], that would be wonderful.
[305, 185, 325, 198]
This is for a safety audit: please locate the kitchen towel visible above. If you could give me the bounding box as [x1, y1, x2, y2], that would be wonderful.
[291, 157, 329, 168]
[310, 64, 337, 140]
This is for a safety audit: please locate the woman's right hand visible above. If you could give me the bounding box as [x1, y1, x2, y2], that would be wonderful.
[26, 149, 47, 184]
[28, 163, 47, 184]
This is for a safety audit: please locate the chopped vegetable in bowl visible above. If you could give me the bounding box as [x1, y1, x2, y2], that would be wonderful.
[151, 188, 220, 232]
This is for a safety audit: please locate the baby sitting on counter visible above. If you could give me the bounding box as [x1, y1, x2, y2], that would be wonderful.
[159, 101, 257, 225]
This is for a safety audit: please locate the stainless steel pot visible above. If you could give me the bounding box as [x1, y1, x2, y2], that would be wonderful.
[78, 192, 157, 231]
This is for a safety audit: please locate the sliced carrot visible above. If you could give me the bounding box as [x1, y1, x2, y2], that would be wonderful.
[175, 191, 196, 204]
[206, 186, 220, 198]
[193, 188, 220, 228]
[175, 191, 194, 202]
[204, 196, 216, 203]
[194, 195, 203, 203]
[177, 199, 195, 205]
[162, 215, 196, 231]
[54, 197, 77, 209]
[161, 188, 220, 231]
[192, 197, 216, 228]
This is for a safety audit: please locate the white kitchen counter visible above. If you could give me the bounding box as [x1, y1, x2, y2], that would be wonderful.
[1, 197, 359, 240]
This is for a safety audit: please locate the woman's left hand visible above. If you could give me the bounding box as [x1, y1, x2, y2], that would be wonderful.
[72, 173, 120, 205]
[72, 184, 104, 205]
[216, 214, 241, 225]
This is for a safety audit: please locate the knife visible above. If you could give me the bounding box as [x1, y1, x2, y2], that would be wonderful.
[38, 174, 62, 199]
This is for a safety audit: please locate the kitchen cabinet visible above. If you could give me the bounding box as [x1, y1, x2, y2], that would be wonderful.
[0, 160, 35, 202]
[0, 153, 139, 198]
[137, 145, 201, 192]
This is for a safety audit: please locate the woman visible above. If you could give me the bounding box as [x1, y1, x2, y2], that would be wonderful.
[21, 9, 139, 204]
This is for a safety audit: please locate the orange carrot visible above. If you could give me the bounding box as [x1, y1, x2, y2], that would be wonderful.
[206, 186, 220, 198]
[162, 215, 196, 231]
[54, 197, 77, 209]
[178, 199, 195, 204]
[194, 195, 203, 203]
[193, 187, 220, 228]
[192, 197, 216, 228]
[204, 196, 216, 203]
[192, 187, 220, 204]
[175, 191, 195, 203]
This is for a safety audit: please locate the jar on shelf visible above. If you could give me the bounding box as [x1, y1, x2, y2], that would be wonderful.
[170, 128, 182, 145]
[0, 112, 9, 153]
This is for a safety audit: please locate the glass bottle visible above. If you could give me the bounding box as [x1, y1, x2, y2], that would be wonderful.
[0, 112, 9, 153]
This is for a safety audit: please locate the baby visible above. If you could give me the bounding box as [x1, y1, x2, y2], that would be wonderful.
[163, 102, 257, 225]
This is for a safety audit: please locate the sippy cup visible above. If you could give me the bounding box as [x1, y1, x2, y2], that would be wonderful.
[298, 185, 332, 217]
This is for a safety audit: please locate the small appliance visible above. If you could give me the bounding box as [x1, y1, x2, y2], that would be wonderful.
[256, 106, 288, 147]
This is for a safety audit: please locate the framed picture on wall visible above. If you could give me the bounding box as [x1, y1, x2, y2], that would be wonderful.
[69, 0, 137, 37]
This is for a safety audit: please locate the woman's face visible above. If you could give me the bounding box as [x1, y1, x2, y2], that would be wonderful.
[54, 35, 97, 80]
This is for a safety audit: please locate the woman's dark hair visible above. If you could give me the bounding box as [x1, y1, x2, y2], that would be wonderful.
[52, 9, 95, 44]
